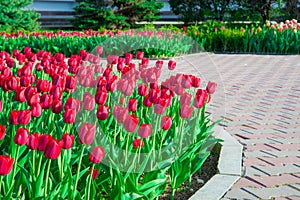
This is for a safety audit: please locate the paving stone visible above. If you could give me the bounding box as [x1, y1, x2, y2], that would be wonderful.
[248, 174, 300, 187]
[244, 150, 300, 158]
[244, 185, 300, 199]
[245, 164, 300, 176]
[274, 197, 300, 200]
[222, 187, 260, 199]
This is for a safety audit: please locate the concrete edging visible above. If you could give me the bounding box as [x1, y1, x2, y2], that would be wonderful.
[189, 126, 243, 200]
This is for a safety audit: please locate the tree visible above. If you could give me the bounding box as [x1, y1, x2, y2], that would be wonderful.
[0, 0, 40, 31]
[169, 0, 235, 23]
[72, 0, 164, 30]
[286, 0, 299, 20]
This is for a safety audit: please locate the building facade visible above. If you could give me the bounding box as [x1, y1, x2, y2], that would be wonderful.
[29, 0, 178, 29]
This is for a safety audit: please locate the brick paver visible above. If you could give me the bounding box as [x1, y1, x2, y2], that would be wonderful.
[171, 54, 300, 199]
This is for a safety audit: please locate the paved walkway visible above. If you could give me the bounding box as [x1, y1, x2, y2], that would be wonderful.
[172, 54, 300, 200]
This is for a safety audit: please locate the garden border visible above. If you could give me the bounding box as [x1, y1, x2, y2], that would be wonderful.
[189, 126, 243, 200]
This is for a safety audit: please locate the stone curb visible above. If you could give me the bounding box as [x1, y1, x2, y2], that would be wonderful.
[189, 126, 243, 200]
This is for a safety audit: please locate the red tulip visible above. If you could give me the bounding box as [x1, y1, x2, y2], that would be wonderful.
[168, 60, 176, 70]
[65, 75, 77, 90]
[6, 76, 19, 91]
[149, 89, 160, 103]
[52, 99, 63, 114]
[36, 79, 51, 93]
[128, 98, 137, 112]
[161, 116, 172, 130]
[0, 155, 14, 175]
[97, 105, 109, 120]
[156, 60, 163, 68]
[143, 95, 152, 107]
[65, 98, 81, 113]
[95, 90, 108, 105]
[63, 108, 76, 124]
[83, 92, 95, 111]
[133, 139, 144, 148]
[138, 124, 152, 138]
[78, 122, 96, 145]
[37, 134, 52, 151]
[40, 94, 53, 109]
[113, 106, 128, 123]
[18, 76, 29, 87]
[89, 146, 105, 164]
[31, 103, 42, 117]
[50, 86, 63, 100]
[180, 93, 192, 107]
[28, 92, 40, 106]
[107, 55, 118, 65]
[91, 168, 99, 180]
[191, 76, 201, 88]
[140, 58, 149, 67]
[138, 84, 148, 96]
[0, 124, 6, 140]
[154, 103, 167, 115]
[61, 133, 74, 149]
[95, 46, 103, 55]
[181, 75, 192, 89]
[18, 110, 31, 125]
[194, 89, 208, 108]
[106, 76, 118, 92]
[180, 105, 194, 119]
[44, 139, 63, 160]
[15, 87, 26, 102]
[206, 81, 217, 94]
[26, 133, 40, 150]
[14, 128, 29, 145]
[124, 115, 139, 133]
[136, 51, 144, 59]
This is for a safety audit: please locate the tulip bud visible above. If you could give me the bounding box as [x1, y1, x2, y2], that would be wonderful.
[124, 115, 139, 133]
[133, 139, 144, 148]
[44, 139, 63, 160]
[138, 84, 148, 96]
[37, 134, 52, 151]
[161, 116, 172, 130]
[89, 146, 105, 164]
[168, 60, 176, 70]
[180, 105, 194, 119]
[61, 133, 74, 149]
[52, 99, 63, 114]
[194, 89, 208, 108]
[83, 92, 95, 111]
[36, 79, 51, 93]
[26, 133, 40, 150]
[0, 155, 14, 175]
[63, 108, 76, 124]
[31, 103, 42, 117]
[138, 124, 152, 138]
[95, 46, 103, 55]
[0, 124, 6, 140]
[9, 110, 20, 125]
[128, 98, 137, 112]
[14, 128, 29, 145]
[78, 122, 95, 145]
[97, 105, 109, 120]
[40, 94, 53, 109]
[18, 110, 31, 125]
[206, 81, 217, 94]
[136, 51, 144, 59]
[95, 90, 108, 105]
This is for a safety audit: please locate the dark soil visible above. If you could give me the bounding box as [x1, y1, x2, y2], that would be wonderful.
[159, 145, 220, 200]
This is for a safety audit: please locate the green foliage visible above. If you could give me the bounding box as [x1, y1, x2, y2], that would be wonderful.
[0, 0, 40, 31]
[72, 0, 163, 29]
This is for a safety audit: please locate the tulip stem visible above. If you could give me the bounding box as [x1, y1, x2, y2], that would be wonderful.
[86, 164, 94, 200]
[61, 151, 65, 180]
[178, 119, 185, 154]
[32, 150, 36, 174]
[44, 159, 52, 198]
[152, 115, 160, 167]
[0, 176, 3, 196]
[124, 134, 130, 166]
[12, 145, 20, 184]
[138, 139, 143, 163]
[113, 120, 118, 145]
[73, 146, 85, 199]
[37, 153, 43, 176]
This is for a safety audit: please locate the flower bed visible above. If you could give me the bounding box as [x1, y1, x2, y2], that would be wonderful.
[0, 30, 195, 58]
[0, 47, 220, 199]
